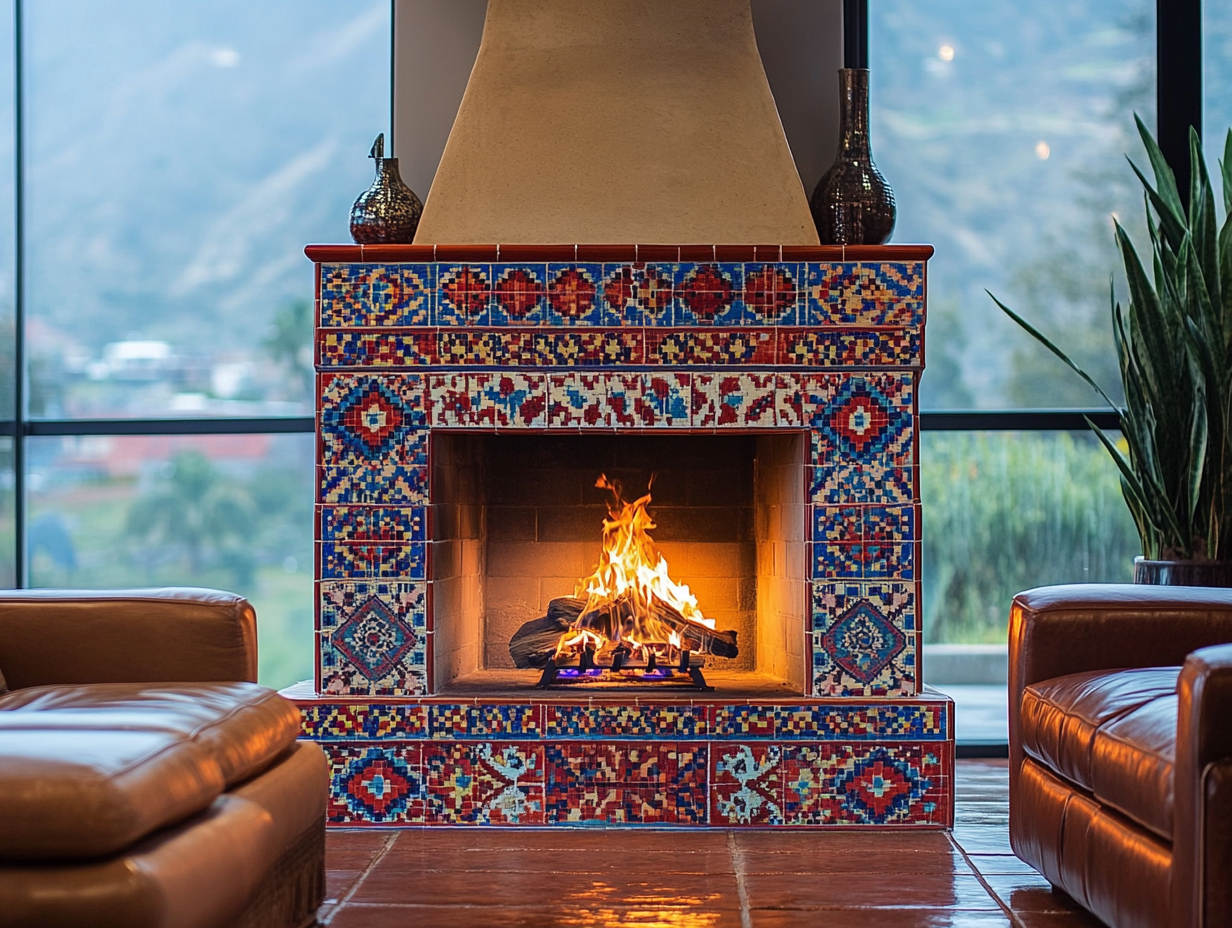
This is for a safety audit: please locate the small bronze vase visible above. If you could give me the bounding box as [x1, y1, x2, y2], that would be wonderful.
[810, 69, 896, 245]
[349, 133, 423, 244]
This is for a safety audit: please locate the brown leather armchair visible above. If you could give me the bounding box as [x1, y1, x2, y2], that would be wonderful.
[1009, 584, 1232, 928]
[0, 589, 328, 928]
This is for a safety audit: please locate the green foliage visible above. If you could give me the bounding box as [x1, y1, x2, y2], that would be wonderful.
[126, 450, 256, 585]
[263, 299, 314, 401]
[923, 432, 1140, 642]
[993, 119, 1232, 561]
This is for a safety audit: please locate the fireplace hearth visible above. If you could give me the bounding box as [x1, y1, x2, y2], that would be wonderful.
[287, 242, 954, 829]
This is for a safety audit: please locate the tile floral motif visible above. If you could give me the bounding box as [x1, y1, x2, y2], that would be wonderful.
[489, 264, 547, 325]
[693, 373, 777, 427]
[300, 703, 429, 740]
[427, 373, 548, 427]
[674, 262, 744, 325]
[812, 581, 916, 697]
[320, 373, 427, 465]
[548, 372, 609, 427]
[638, 373, 691, 427]
[545, 743, 708, 824]
[319, 581, 427, 696]
[325, 744, 423, 824]
[712, 743, 783, 825]
[782, 743, 945, 825]
[436, 264, 491, 325]
[812, 505, 917, 580]
[742, 262, 799, 325]
[644, 329, 777, 366]
[423, 742, 545, 824]
[601, 263, 674, 326]
[546, 264, 608, 325]
[319, 264, 370, 327]
[606, 372, 642, 428]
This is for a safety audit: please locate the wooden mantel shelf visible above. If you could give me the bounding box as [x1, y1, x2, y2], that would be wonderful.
[304, 243, 935, 263]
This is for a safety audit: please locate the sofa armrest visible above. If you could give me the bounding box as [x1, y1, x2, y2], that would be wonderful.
[1173, 644, 1232, 928]
[0, 589, 257, 689]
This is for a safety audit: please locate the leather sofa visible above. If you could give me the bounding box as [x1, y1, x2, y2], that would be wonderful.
[0, 589, 328, 928]
[1009, 584, 1232, 928]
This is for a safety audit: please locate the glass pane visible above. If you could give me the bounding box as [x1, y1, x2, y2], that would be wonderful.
[23, 0, 389, 419]
[871, 2, 1156, 409]
[0, 0, 12, 422]
[1206, 0, 1232, 149]
[27, 432, 313, 689]
[921, 431, 1140, 643]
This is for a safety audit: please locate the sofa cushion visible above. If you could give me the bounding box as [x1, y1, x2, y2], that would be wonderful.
[0, 728, 225, 861]
[1022, 667, 1178, 842]
[0, 682, 301, 786]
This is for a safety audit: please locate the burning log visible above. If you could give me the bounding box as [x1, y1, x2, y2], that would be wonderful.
[508, 595, 738, 670]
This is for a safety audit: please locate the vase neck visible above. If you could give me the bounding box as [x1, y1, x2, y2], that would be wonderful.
[836, 69, 871, 157]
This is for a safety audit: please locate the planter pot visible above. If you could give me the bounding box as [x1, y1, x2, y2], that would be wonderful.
[1133, 557, 1232, 587]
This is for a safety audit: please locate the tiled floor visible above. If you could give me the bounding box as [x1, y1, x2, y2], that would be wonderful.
[317, 759, 1102, 927]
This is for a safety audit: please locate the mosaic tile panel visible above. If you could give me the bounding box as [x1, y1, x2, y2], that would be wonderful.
[319, 329, 437, 367]
[545, 743, 709, 824]
[810, 463, 914, 505]
[489, 264, 547, 325]
[318, 581, 427, 696]
[644, 329, 778, 366]
[673, 262, 745, 326]
[742, 262, 800, 325]
[812, 581, 917, 697]
[429, 704, 544, 739]
[712, 704, 947, 741]
[712, 743, 784, 825]
[638, 372, 691, 427]
[319, 373, 427, 466]
[692, 372, 777, 427]
[544, 705, 709, 738]
[805, 262, 925, 327]
[778, 329, 920, 368]
[548, 372, 609, 427]
[546, 263, 610, 326]
[321, 264, 437, 328]
[319, 463, 428, 505]
[436, 264, 491, 325]
[781, 743, 946, 825]
[318, 506, 426, 543]
[600, 262, 673, 325]
[302, 703, 428, 740]
[812, 505, 918, 580]
[319, 541, 426, 580]
[325, 743, 424, 824]
[424, 742, 545, 824]
[805, 373, 914, 466]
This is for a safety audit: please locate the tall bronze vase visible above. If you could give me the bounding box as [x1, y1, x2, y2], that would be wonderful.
[350, 133, 423, 244]
[810, 69, 896, 245]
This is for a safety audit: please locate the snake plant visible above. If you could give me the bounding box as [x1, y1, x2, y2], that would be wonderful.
[992, 117, 1232, 562]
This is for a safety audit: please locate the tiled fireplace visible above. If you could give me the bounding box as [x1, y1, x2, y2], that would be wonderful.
[286, 242, 953, 828]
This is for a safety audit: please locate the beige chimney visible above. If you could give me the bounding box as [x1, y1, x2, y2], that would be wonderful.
[413, 0, 820, 245]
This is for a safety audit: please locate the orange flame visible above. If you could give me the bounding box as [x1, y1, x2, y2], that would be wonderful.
[556, 475, 714, 661]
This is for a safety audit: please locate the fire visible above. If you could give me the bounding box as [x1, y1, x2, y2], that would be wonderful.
[554, 475, 715, 664]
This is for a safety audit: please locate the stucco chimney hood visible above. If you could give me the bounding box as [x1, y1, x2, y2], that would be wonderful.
[413, 0, 820, 246]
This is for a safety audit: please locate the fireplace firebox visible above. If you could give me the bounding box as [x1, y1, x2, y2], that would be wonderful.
[289, 243, 953, 828]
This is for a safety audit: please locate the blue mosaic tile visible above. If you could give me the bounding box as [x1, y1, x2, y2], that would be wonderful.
[742, 262, 800, 325]
[488, 263, 547, 325]
[319, 542, 426, 580]
[320, 373, 427, 465]
[545, 705, 709, 738]
[301, 703, 429, 740]
[319, 464, 428, 505]
[319, 506, 426, 543]
[429, 705, 543, 739]
[673, 262, 744, 326]
[436, 264, 491, 326]
[545, 263, 610, 326]
[812, 581, 916, 697]
[810, 463, 914, 505]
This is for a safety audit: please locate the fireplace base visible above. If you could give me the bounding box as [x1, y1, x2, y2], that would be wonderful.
[286, 685, 953, 828]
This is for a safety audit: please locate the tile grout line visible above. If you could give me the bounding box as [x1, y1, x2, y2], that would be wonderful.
[946, 830, 1018, 925]
[322, 833, 400, 926]
[727, 831, 753, 928]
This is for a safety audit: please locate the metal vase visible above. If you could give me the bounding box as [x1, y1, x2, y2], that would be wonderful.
[349, 133, 423, 245]
[810, 69, 896, 245]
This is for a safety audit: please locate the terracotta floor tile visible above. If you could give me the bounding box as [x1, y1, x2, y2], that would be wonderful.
[325, 869, 367, 901]
[736, 846, 969, 875]
[327, 829, 401, 851]
[979, 874, 1090, 915]
[741, 871, 998, 910]
[733, 830, 954, 853]
[750, 908, 1011, 927]
[950, 826, 1014, 855]
[1009, 912, 1106, 928]
[965, 853, 1039, 876]
[379, 845, 732, 874]
[351, 866, 743, 909]
[392, 829, 732, 854]
[329, 903, 746, 927]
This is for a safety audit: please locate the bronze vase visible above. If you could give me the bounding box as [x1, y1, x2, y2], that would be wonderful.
[349, 133, 423, 244]
[810, 69, 896, 245]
